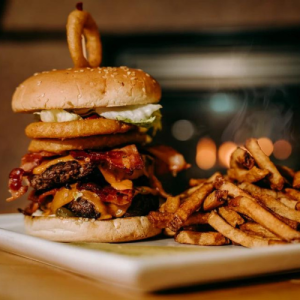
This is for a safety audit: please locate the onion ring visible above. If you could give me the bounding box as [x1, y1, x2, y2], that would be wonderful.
[67, 8, 102, 68]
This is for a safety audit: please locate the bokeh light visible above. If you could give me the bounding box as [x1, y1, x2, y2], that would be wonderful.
[196, 138, 217, 170]
[257, 137, 273, 156]
[273, 140, 292, 160]
[172, 119, 195, 141]
[218, 141, 237, 168]
[209, 93, 236, 113]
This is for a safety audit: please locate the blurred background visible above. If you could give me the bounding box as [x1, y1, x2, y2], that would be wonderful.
[1, 0, 300, 212]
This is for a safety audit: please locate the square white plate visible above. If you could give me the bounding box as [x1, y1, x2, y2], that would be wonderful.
[1, 213, 300, 292]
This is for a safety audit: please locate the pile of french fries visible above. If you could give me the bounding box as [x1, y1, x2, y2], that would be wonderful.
[149, 138, 300, 248]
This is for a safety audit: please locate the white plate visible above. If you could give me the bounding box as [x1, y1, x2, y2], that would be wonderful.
[1, 213, 300, 292]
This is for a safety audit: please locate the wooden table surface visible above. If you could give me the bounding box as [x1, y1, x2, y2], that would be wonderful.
[1, 249, 300, 300]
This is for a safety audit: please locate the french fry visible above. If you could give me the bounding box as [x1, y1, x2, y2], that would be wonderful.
[245, 138, 284, 190]
[208, 211, 281, 248]
[189, 178, 206, 187]
[203, 190, 228, 211]
[183, 212, 210, 226]
[239, 222, 277, 239]
[227, 167, 269, 183]
[218, 206, 245, 227]
[230, 147, 255, 169]
[214, 176, 250, 198]
[276, 165, 295, 182]
[228, 196, 300, 241]
[293, 171, 300, 189]
[159, 196, 180, 213]
[148, 211, 173, 229]
[179, 185, 202, 200]
[239, 182, 278, 198]
[168, 183, 214, 232]
[175, 231, 230, 246]
[279, 197, 299, 210]
[286, 188, 300, 202]
[163, 228, 176, 237]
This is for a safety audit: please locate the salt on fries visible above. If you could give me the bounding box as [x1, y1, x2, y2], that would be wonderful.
[148, 138, 300, 248]
[67, 4, 102, 68]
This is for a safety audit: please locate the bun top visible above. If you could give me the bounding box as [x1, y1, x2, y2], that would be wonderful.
[12, 67, 161, 112]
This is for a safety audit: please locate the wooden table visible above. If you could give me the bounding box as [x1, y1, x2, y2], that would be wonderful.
[1, 249, 300, 300]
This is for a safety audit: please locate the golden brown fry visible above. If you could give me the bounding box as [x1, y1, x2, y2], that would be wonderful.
[175, 231, 230, 246]
[148, 211, 173, 229]
[179, 185, 202, 200]
[214, 176, 250, 199]
[208, 211, 279, 248]
[293, 171, 300, 189]
[230, 147, 255, 169]
[238, 182, 277, 198]
[168, 183, 214, 232]
[183, 212, 210, 226]
[276, 165, 295, 182]
[218, 206, 245, 227]
[253, 194, 300, 223]
[245, 138, 284, 190]
[189, 178, 206, 187]
[239, 183, 300, 223]
[67, 9, 102, 68]
[159, 196, 180, 213]
[279, 197, 299, 210]
[227, 167, 269, 183]
[163, 228, 176, 237]
[239, 222, 277, 239]
[228, 196, 300, 241]
[285, 188, 300, 202]
[203, 190, 228, 211]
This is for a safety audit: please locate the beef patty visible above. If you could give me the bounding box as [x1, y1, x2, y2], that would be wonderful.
[30, 161, 94, 190]
[63, 193, 159, 219]
[67, 198, 100, 219]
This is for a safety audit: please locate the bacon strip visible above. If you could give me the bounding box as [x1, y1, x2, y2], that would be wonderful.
[146, 145, 190, 176]
[7, 168, 28, 202]
[70, 144, 144, 174]
[77, 182, 134, 205]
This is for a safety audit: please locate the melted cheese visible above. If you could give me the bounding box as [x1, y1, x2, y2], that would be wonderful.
[99, 166, 133, 190]
[50, 185, 129, 219]
[32, 155, 85, 175]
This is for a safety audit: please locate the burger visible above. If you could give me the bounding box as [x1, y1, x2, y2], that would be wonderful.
[7, 6, 189, 243]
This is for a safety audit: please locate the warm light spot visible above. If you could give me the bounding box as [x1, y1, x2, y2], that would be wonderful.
[257, 137, 273, 156]
[196, 138, 217, 170]
[218, 141, 237, 168]
[172, 120, 195, 141]
[273, 140, 292, 160]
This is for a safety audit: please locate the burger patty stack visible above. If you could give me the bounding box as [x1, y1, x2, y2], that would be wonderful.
[7, 5, 189, 242]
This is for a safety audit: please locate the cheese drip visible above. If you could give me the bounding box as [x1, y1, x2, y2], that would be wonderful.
[51, 185, 130, 219]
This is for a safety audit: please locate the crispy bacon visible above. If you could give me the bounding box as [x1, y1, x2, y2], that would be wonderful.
[146, 145, 190, 176]
[21, 151, 58, 173]
[18, 202, 39, 216]
[77, 182, 133, 205]
[70, 145, 144, 174]
[7, 168, 29, 202]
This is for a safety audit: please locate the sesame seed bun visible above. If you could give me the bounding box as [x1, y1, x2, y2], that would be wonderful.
[12, 67, 161, 113]
[24, 215, 162, 242]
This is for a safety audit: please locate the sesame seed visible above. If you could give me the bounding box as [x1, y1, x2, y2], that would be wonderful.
[80, 69, 84, 72]
[37, 81, 42, 86]
[42, 71, 49, 74]
[98, 71, 102, 73]
[91, 219, 95, 223]
[52, 69, 57, 71]
[104, 69, 108, 73]
[41, 93, 45, 98]
[152, 79, 156, 83]
[78, 94, 82, 99]
[127, 71, 131, 75]
[142, 88, 146, 92]
[84, 218, 89, 222]
[111, 74, 114, 78]
[74, 70, 79, 73]
[90, 69, 94, 71]
[87, 67, 91, 69]
[33, 73, 39, 76]
[112, 67, 117, 71]
[113, 72, 118, 75]
[146, 73, 150, 77]
[130, 77, 136, 80]
[67, 68, 72, 70]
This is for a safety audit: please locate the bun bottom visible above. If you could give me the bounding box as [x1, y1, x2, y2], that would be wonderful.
[24, 215, 161, 242]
